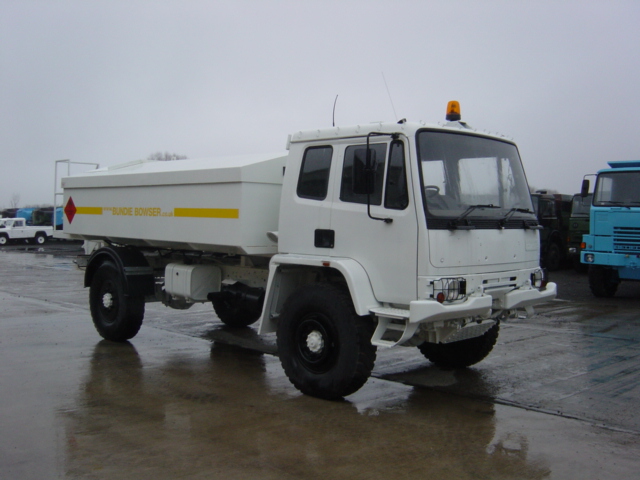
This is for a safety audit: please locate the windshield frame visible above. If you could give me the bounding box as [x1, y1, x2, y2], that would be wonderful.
[416, 129, 536, 229]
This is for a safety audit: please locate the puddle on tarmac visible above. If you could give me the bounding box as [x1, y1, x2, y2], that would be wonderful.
[46, 342, 638, 479]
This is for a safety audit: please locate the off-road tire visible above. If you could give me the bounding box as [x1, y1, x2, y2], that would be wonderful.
[276, 283, 377, 400]
[89, 261, 145, 341]
[588, 265, 620, 298]
[418, 322, 500, 368]
[0, 234, 8, 246]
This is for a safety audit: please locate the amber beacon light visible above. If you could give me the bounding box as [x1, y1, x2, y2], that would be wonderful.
[446, 100, 461, 121]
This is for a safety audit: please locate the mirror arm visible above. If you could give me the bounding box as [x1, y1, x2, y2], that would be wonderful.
[365, 132, 398, 224]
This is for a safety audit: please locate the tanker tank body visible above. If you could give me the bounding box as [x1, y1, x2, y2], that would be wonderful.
[61, 153, 288, 256]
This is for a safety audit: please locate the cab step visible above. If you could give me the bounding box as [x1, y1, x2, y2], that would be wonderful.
[369, 307, 418, 347]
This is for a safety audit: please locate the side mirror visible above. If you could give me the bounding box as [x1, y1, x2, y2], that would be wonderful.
[581, 179, 590, 197]
[353, 148, 376, 195]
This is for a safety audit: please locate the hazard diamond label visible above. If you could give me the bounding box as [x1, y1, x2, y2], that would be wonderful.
[64, 197, 76, 224]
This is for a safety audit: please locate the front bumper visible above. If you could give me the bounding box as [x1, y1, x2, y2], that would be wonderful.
[500, 282, 557, 310]
[408, 282, 557, 324]
[409, 294, 492, 324]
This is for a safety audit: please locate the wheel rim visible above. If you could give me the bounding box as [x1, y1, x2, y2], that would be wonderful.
[294, 313, 337, 374]
[98, 279, 119, 325]
[37, 236, 45, 244]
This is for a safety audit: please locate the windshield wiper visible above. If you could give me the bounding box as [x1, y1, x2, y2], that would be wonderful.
[499, 207, 535, 227]
[449, 204, 500, 230]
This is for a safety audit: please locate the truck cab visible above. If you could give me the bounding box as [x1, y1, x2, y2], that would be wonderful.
[262, 109, 557, 396]
[567, 193, 592, 271]
[581, 160, 640, 296]
[530, 192, 572, 270]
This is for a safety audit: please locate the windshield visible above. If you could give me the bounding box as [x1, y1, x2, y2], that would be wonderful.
[417, 131, 534, 226]
[593, 172, 640, 207]
[571, 194, 592, 216]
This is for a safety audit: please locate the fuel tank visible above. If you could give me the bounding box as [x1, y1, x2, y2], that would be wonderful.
[62, 153, 287, 256]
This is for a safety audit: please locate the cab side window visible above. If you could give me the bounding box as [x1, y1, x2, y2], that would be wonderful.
[297, 146, 333, 200]
[340, 143, 386, 205]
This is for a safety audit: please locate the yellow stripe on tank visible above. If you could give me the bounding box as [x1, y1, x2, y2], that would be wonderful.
[173, 208, 239, 219]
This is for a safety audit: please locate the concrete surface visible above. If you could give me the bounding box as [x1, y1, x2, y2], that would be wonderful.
[1, 244, 640, 479]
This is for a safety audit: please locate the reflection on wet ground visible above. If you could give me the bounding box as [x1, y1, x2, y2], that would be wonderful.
[60, 341, 554, 480]
[2, 249, 640, 478]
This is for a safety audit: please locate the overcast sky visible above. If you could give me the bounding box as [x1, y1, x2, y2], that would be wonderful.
[2, 0, 639, 208]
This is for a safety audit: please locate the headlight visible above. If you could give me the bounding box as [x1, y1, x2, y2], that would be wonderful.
[584, 254, 595, 263]
[432, 277, 466, 303]
[531, 269, 548, 288]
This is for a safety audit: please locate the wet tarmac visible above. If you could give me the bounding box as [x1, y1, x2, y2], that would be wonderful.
[2, 244, 640, 479]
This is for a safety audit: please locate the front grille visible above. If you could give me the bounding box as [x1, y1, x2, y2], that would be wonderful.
[482, 276, 518, 293]
[613, 227, 640, 253]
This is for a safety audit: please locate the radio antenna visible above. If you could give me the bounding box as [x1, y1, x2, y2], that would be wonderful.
[382, 72, 398, 121]
[332, 95, 338, 127]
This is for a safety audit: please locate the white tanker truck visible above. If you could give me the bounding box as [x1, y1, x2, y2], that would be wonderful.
[61, 102, 556, 399]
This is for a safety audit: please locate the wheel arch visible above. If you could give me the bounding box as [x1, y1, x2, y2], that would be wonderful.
[258, 255, 379, 334]
[85, 246, 155, 297]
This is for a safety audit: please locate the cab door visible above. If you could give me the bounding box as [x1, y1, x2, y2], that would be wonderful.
[13, 220, 28, 240]
[328, 139, 419, 305]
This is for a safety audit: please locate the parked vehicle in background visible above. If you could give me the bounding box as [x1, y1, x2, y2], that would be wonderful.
[0, 208, 18, 218]
[16, 207, 36, 224]
[581, 161, 640, 297]
[567, 193, 592, 271]
[0, 217, 53, 245]
[32, 207, 63, 230]
[530, 192, 572, 271]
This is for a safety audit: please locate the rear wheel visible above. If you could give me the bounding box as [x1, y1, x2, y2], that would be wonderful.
[34, 233, 47, 245]
[89, 261, 145, 341]
[588, 265, 620, 297]
[418, 322, 500, 368]
[276, 283, 376, 400]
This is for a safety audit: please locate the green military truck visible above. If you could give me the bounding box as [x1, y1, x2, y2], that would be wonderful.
[567, 193, 592, 271]
[530, 192, 573, 271]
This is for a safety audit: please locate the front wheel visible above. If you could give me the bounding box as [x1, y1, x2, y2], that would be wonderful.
[0, 234, 7, 245]
[276, 283, 377, 400]
[588, 265, 620, 297]
[89, 261, 145, 341]
[418, 322, 500, 368]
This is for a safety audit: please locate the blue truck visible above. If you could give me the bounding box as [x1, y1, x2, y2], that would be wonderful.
[581, 160, 640, 297]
